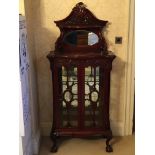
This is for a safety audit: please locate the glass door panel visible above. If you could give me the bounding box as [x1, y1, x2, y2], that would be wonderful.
[84, 66, 103, 128]
[58, 66, 78, 128]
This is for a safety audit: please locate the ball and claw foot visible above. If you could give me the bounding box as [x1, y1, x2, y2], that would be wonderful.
[106, 145, 113, 152]
[50, 144, 58, 153]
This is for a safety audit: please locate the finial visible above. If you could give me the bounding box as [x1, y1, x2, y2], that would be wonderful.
[76, 2, 86, 7]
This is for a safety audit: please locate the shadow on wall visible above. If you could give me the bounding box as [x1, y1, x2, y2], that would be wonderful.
[103, 22, 126, 122]
[33, 0, 59, 132]
[110, 57, 125, 122]
[102, 21, 112, 49]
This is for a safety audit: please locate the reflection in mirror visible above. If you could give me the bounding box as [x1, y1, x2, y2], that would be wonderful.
[64, 30, 99, 46]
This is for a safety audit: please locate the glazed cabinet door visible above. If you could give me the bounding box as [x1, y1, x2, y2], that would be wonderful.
[84, 66, 105, 129]
[57, 65, 79, 128]
[53, 64, 106, 130]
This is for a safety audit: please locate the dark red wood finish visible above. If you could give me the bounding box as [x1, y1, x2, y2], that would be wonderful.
[47, 2, 116, 153]
[77, 67, 85, 129]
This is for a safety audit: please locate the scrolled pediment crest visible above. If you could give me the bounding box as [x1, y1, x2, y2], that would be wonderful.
[54, 2, 108, 28]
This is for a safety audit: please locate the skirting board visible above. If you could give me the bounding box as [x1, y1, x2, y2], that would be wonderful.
[40, 121, 124, 136]
[32, 130, 41, 155]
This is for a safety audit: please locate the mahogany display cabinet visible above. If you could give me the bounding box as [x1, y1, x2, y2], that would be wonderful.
[47, 2, 116, 153]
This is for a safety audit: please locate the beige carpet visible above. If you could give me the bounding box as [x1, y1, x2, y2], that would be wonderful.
[39, 135, 135, 155]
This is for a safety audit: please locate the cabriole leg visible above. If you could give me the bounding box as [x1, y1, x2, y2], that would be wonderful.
[106, 137, 113, 152]
[50, 131, 58, 153]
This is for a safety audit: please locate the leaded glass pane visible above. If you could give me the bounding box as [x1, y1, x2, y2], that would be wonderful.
[59, 66, 78, 127]
[84, 66, 103, 127]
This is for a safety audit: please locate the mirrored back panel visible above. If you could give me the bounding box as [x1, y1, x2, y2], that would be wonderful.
[64, 30, 99, 46]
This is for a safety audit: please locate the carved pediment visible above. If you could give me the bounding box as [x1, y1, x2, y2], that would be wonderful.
[54, 2, 108, 28]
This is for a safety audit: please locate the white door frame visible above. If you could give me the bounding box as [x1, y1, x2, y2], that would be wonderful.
[124, 0, 135, 135]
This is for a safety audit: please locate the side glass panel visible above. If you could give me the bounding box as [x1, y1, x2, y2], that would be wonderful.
[59, 66, 78, 128]
[84, 66, 103, 128]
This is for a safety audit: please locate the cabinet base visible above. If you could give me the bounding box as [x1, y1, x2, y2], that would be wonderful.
[50, 129, 113, 153]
